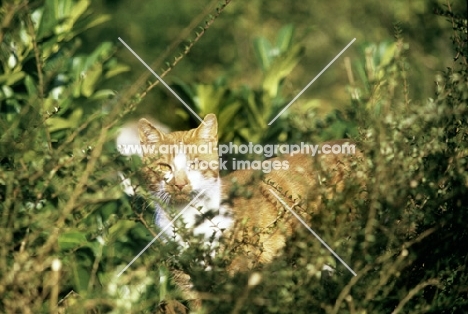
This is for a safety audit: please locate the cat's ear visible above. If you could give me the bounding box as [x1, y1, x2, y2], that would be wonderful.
[195, 114, 218, 140]
[138, 118, 165, 143]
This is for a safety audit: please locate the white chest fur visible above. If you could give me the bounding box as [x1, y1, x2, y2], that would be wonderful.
[154, 178, 233, 249]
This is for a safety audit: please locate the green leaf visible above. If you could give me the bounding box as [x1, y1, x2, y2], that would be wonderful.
[82, 14, 111, 30]
[75, 265, 91, 292]
[38, 0, 92, 41]
[88, 42, 114, 66]
[0, 71, 26, 85]
[243, 87, 266, 130]
[104, 64, 130, 79]
[194, 84, 226, 115]
[378, 42, 397, 69]
[24, 75, 38, 96]
[37, 0, 57, 39]
[253, 37, 272, 71]
[107, 220, 138, 243]
[90, 89, 116, 100]
[262, 44, 305, 98]
[175, 108, 190, 121]
[172, 79, 196, 101]
[66, 0, 90, 30]
[46, 108, 82, 132]
[218, 100, 242, 131]
[100, 203, 118, 220]
[55, 0, 89, 38]
[43, 98, 59, 114]
[0, 85, 14, 98]
[58, 231, 88, 250]
[57, 97, 73, 112]
[81, 64, 102, 97]
[159, 265, 170, 301]
[276, 24, 294, 53]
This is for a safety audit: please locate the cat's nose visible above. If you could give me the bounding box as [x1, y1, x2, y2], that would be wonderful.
[175, 184, 186, 190]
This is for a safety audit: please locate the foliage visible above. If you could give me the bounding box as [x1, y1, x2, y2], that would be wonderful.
[1, 0, 467, 314]
[172, 24, 306, 144]
[0, 0, 152, 312]
[87, 0, 457, 128]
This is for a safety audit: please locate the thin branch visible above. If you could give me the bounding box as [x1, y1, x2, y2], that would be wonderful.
[37, 125, 111, 257]
[391, 279, 441, 314]
[25, 7, 52, 151]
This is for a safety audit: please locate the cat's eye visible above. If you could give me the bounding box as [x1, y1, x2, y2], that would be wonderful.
[157, 163, 172, 172]
[188, 160, 197, 170]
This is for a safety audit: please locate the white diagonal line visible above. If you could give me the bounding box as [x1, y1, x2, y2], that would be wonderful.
[268, 38, 356, 125]
[268, 188, 357, 276]
[116, 189, 206, 277]
[118, 37, 205, 125]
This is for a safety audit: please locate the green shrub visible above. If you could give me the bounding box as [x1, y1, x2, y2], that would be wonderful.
[1, 1, 467, 313]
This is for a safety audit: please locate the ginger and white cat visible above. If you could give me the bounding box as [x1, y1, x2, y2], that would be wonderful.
[138, 114, 233, 249]
[138, 113, 363, 311]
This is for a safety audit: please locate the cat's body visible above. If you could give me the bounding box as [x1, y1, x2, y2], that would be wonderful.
[138, 113, 363, 311]
[221, 149, 361, 272]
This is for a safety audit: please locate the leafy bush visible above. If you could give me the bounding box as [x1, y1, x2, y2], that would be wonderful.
[0, 0, 151, 312]
[1, 1, 467, 313]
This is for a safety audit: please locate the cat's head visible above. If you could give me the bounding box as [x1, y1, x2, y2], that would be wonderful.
[138, 114, 220, 204]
